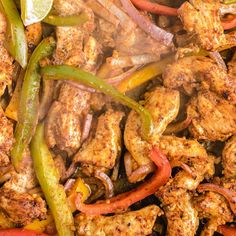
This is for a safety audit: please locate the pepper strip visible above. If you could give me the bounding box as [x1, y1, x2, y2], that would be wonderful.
[0, 229, 48, 236]
[217, 225, 236, 236]
[43, 12, 89, 26]
[41, 65, 154, 140]
[75, 147, 171, 215]
[0, 0, 27, 68]
[11, 37, 56, 171]
[30, 123, 74, 236]
[130, 0, 177, 16]
[117, 55, 174, 93]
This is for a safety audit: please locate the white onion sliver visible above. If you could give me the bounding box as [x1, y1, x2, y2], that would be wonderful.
[81, 114, 93, 143]
[120, 0, 173, 46]
[96, 0, 135, 31]
[65, 80, 97, 93]
[106, 54, 159, 69]
[209, 51, 227, 71]
[106, 65, 140, 84]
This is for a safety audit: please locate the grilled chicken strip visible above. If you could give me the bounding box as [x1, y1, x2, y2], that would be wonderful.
[74, 109, 124, 169]
[0, 12, 14, 97]
[187, 90, 236, 141]
[193, 139, 236, 236]
[125, 87, 180, 169]
[163, 56, 236, 104]
[75, 205, 163, 236]
[45, 0, 101, 154]
[178, 0, 227, 51]
[0, 107, 14, 167]
[0, 150, 46, 225]
[157, 135, 215, 236]
[193, 190, 233, 236]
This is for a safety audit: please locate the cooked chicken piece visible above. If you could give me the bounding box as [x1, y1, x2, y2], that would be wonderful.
[222, 136, 236, 178]
[125, 87, 180, 167]
[161, 189, 198, 236]
[25, 23, 42, 52]
[53, 0, 95, 66]
[0, 150, 46, 225]
[187, 90, 236, 141]
[156, 135, 214, 236]
[0, 107, 14, 167]
[159, 136, 214, 191]
[45, 84, 91, 154]
[0, 188, 46, 225]
[178, 0, 227, 51]
[163, 56, 236, 104]
[74, 110, 124, 169]
[0, 12, 14, 97]
[45, 0, 102, 154]
[75, 205, 163, 236]
[193, 176, 235, 236]
[194, 191, 233, 236]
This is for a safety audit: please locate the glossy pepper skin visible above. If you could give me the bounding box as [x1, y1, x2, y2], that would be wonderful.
[11, 37, 56, 171]
[43, 12, 89, 26]
[75, 147, 171, 215]
[0, 229, 48, 236]
[30, 123, 74, 236]
[41, 65, 154, 141]
[0, 0, 28, 68]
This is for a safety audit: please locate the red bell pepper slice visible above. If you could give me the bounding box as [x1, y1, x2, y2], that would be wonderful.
[75, 147, 171, 215]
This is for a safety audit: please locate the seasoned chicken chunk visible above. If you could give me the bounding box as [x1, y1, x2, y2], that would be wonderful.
[0, 151, 46, 225]
[157, 135, 215, 236]
[75, 205, 163, 236]
[163, 56, 236, 104]
[0, 107, 14, 167]
[194, 176, 236, 236]
[0, 188, 46, 226]
[222, 136, 236, 178]
[45, 0, 101, 154]
[194, 191, 233, 236]
[45, 84, 91, 154]
[0, 12, 13, 97]
[125, 87, 180, 167]
[178, 0, 227, 51]
[187, 91, 236, 141]
[74, 110, 124, 169]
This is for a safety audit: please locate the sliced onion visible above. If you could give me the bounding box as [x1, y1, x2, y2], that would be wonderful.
[170, 160, 196, 178]
[81, 114, 93, 143]
[120, 0, 173, 46]
[64, 178, 76, 193]
[62, 162, 78, 181]
[87, 0, 120, 26]
[106, 66, 140, 85]
[124, 152, 155, 183]
[96, 0, 135, 31]
[164, 117, 192, 135]
[65, 80, 97, 93]
[128, 163, 155, 183]
[94, 170, 114, 198]
[106, 54, 159, 69]
[198, 183, 236, 215]
[209, 51, 227, 71]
